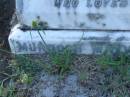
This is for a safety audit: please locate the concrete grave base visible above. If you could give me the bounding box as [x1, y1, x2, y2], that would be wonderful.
[9, 24, 130, 55]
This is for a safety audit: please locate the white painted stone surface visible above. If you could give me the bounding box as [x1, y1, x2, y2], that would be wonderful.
[16, 0, 130, 30]
[9, 24, 130, 54]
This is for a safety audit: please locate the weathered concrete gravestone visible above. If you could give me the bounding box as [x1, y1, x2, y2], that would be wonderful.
[15, 0, 130, 30]
[9, 0, 130, 54]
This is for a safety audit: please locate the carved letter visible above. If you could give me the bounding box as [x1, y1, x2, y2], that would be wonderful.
[94, 0, 102, 8]
[111, 0, 119, 8]
[120, 0, 128, 7]
[16, 41, 28, 52]
[64, 0, 72, 8]
[37, 42, 44, 52]
[28, 42, 36, 51]
[54, 0, 63, 8]
[72, 0, 79, 8]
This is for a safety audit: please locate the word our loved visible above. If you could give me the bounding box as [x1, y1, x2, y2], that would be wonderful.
[54, 0, 128, 9]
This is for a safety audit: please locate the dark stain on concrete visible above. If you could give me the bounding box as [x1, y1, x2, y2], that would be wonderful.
[87, 13, 105, 21]
[102, 23, 106, 27]
[74, 11, 77, 16]
[79, 22, 86, 27]
[58, 11, 61, 16]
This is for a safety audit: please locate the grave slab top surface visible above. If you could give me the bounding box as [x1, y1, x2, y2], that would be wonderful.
[16, 0, 130, 30]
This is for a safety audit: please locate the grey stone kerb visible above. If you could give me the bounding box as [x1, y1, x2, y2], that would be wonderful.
[9, 24, 130, 55]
